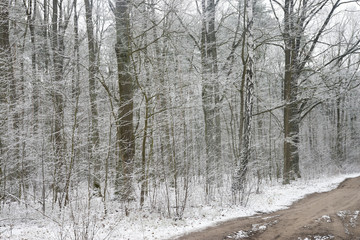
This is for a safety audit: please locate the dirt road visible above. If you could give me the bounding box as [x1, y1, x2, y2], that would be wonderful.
[177, 176, 360, 240]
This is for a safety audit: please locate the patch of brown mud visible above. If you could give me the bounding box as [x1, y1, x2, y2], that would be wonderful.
[176, 176, 360, 240]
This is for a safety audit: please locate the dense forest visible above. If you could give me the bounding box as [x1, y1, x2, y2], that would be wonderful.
[0, 0, 359, 228]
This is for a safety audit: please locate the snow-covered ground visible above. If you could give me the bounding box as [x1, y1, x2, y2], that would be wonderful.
[1, 173, 359, 240]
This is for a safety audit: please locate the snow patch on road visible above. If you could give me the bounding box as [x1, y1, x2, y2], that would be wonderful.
[316, 215, 332, 223]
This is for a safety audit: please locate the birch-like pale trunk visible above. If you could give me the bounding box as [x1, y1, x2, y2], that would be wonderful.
[233, 0, 254, 201]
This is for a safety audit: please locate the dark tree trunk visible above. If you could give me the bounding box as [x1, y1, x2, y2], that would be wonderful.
[84, 0, 101, 196]
[282, 0, 301, 184]
[281, 0, 343, 184]
[50, 0, 68, 205]
[114, 0, 135, 202]
[201, 0, 221, 197]
[0, 0, 14, 201]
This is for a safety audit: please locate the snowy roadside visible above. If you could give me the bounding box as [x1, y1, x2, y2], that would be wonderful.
[1, 173, 359, 240]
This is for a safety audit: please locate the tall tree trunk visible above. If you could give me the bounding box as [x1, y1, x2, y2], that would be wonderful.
[10, 5, 21, 200]
[201, 0, 220, 197]
[233, 0, 254, 199]
[24, 0, 38, 204]
[283, 0, 297, 184]
[140, 4, 150, 206]
[280, 0, 343, 184]
[208, 0, 222, 187]
[50, 0, 67, 206]
[64, 0, 81, 206]
[114, 0, 135, 203]
[282, 0, 302, 184]
[0, 0, 14, 201]
[24, 0, 39, 134]
[151, 0, 172, 193]
[41, 0, 49, 214]
[283, 43, 293, 184]
[84, 0, 101, 196]
[149, 1, 175, 212]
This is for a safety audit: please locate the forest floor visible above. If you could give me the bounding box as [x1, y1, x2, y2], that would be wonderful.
[177, 176, 360, 240]
[1, 174, 360, 239]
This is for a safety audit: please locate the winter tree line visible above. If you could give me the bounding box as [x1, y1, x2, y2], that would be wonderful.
[0, 0, 359, 218]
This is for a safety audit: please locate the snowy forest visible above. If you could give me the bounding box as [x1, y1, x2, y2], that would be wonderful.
[0, 0, 360, 239]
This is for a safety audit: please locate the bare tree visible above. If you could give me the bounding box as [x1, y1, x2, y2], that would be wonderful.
[200, 0, 221, 198]
[233, 0, 254, 202]
[0, 0, 14, 201]
[84, 0, 101, 196]
[269, 0, 360, 183]
[50, 0, 71, 206]
[114, 0, 135, 203]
